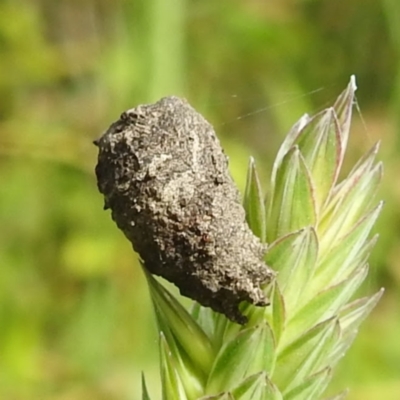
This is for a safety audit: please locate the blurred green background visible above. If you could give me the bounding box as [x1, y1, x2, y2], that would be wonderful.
[1, 0, 399, 399]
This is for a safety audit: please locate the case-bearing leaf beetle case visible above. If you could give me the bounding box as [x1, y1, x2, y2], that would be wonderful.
[94, 96, 274, 324]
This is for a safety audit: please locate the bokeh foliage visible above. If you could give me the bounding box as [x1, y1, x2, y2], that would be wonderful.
[0, 0, 399, 399]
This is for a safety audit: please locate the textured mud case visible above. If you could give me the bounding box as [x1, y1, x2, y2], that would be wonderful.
[94, 96, 274, 324]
